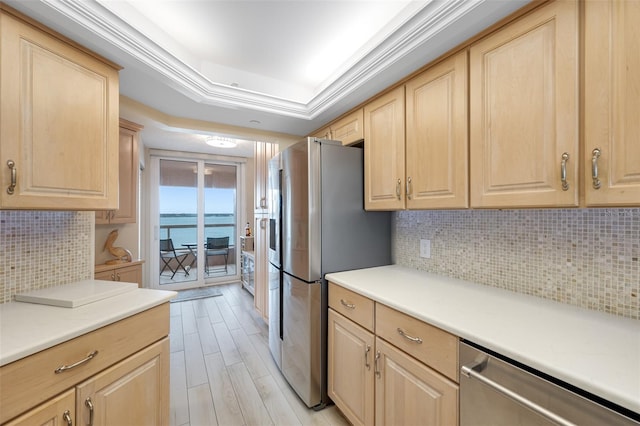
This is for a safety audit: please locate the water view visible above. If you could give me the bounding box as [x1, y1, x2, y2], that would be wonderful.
[160, 213, 236, 248]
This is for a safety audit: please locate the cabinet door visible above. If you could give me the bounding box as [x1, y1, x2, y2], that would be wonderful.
[94, 264, 141, 286]
[5, 388, 75, 426]
[406, 51, 468, 209]
[96, 121, 141, 224]
[254, 142, 279, 213]
[0, 11, 119, 210]
[364, 86, 406, 210]
[331, 109, 364, 146]
[95, 269, 115, 282]
[95, 210, 111, 224]
[76, 338, 169, 426]
[584, 0, 640, 206]
[375, 338, 458, 426]
[469, 1, 578, 208]
[328, 309, 374, 426]
[114, 264, 142, 287]
[312, 126, 332, 140]
[254, 142, 268, 213]
[253, 216, 269, 322]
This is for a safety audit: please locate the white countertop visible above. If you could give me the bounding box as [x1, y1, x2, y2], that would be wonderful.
[326, 265, 640, 415]
[0, 284, 176, 366]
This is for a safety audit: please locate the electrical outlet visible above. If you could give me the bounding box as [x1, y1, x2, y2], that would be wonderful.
[420, 239, 431, 258]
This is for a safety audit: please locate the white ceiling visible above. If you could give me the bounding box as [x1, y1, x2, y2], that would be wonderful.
[6, 0, 531, 157]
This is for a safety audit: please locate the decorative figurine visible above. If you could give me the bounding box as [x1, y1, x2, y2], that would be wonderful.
[104, 229, 133, 265]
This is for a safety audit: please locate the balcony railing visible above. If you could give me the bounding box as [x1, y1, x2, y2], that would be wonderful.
[160, 223, 235, 247]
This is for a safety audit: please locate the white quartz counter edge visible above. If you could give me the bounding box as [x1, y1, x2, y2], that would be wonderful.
[325, 265, 640, 415]
[0, 287, 177, 366]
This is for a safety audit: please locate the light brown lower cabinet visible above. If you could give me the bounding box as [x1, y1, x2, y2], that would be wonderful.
[328, 282, 459, 426]
[0, 304, 170, 425]
[95, 260, 143, 287]
[4, 388, 75, 426]
[76, 339, 169, 426]
[375, 337, 458, 426]
[328, 309, 375, 426]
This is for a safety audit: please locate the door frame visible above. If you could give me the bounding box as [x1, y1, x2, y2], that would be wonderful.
[146, 149, 247, 290]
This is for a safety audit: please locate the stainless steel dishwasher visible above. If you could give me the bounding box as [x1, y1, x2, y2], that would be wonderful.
[459, 341, 640, 426]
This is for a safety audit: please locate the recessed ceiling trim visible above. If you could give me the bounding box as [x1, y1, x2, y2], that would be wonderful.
[39, 0, 313, 116]
[306, 0, 488, 116]
[38, 0, 502, 121]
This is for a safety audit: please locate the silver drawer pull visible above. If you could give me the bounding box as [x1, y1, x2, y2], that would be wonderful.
[397, 328, 423, 344]
[63, 410, 73, 426]
[85, 397, 94, 426]
[340, 299, 355, 309]
[364, 345, 371, 370]
[591, 148, 602, 189]
[54, 350, 98, 374]
[560, 152, 569, 191]
[6, 160, 16, 195]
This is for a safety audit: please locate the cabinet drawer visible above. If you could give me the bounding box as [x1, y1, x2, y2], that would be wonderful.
[375, 303, 458, 382]
[328, 282, 374, 332]
[0, 303, 169, 423]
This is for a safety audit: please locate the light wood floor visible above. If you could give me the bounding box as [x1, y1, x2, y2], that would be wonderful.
[169, 282, 350, 426]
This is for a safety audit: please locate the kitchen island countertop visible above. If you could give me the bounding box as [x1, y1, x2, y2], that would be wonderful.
[326, 265, 640, 415]
[0, 284, 176, 366]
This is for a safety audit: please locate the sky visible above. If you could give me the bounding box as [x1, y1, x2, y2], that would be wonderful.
[159, 186, 235, 214]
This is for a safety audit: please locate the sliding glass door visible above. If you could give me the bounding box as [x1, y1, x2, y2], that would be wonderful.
[150, 154, 241, 290]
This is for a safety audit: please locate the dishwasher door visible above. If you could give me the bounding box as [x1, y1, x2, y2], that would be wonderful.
[459, 341, 639, 426]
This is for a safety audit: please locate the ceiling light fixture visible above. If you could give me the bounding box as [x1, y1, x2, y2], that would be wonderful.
[205, 136, 237, 148]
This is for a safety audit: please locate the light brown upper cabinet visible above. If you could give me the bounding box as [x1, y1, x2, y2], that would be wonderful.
[96, 119, 142, 224]
[0, 7, 120, 210]
[312, 126, 332, 140]
[469, 0, 579, 208]
[312, 109, 364, 146]
[365, 51, 467, 211]
[364, 86, 406, 210]
[254, 142, 279, 213]
[405, 51, 468, 209]
[330, 109, 364, 145]
[584, 0, 640, 206]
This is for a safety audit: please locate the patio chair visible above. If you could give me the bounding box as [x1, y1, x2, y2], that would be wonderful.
[205, 236, 229, 274]
[160, 238, 189, 279]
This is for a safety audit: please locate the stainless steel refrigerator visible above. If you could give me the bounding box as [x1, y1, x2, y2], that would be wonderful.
[268, 137, 391, 409]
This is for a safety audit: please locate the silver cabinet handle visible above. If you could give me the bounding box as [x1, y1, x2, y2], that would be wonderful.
[397, 328, 423, 344]
[340, 299, 355, 309]
[115, 273, 121, 281]
[461, 360, 577, 426]
[85, 397, 94, 426]
[374, 350, 381, 378]
[364, 345, 371, 370]
[111, 273, 116, 281]
[63, 410, 73, 426]
[406, 176, 412, 200]
[560, 153, 569, 191]
[6, 160, 16, 195]
[54, 350, 98, 374]
[260, 197, 267, 208]
[591, 148, 602, 189]
[395, 179, 401, 200]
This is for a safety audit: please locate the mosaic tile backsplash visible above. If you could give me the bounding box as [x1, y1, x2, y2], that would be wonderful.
[0, 211, 94, 303]
[393, 208, 639, 320]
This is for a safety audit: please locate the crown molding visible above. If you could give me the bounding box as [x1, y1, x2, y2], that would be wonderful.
[307, 0, 487, 116]
[39, 0, 491, 119]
